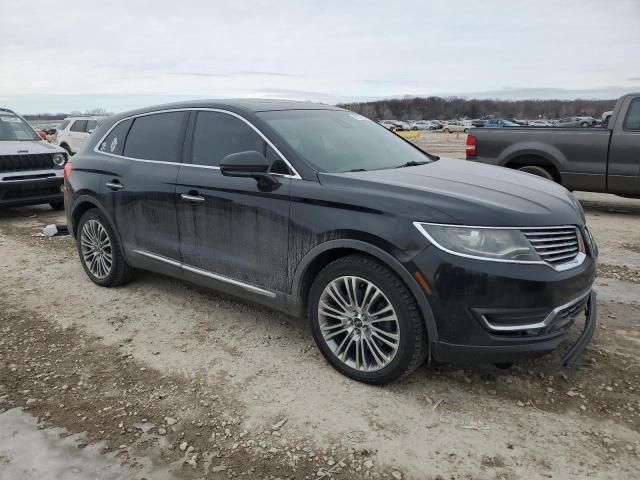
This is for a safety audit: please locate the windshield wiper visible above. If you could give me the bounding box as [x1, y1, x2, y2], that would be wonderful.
[349, 168, 367, 172]
[395, 160, 431, 168]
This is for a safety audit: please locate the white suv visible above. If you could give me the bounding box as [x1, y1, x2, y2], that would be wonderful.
[56, 115, 106, 155]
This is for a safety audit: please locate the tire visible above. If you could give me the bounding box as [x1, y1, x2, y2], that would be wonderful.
[76, 208, 135, 287]
[517, 165, 555, 181]
[444, 128, 450, 133]
[580, 122, 589, 127]
[50, 201, 65, 211]
[463, 128, 469, 133]
[308, 255, 427, 384]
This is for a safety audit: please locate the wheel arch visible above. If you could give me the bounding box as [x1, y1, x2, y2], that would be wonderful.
[290, 239, 439, 343]
[502, 150, 564, 183]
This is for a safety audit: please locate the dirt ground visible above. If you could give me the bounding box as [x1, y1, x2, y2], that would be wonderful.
[1, 134, 639, 479]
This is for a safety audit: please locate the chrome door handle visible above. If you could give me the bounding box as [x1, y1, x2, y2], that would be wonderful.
[180, 193, 205, 203]
[106, 181, 123, 190]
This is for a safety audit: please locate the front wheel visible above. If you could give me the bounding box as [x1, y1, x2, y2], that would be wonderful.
[49, 201, 65, 211]
[308, 255, 427, 384]
[76, 208, 135, 287]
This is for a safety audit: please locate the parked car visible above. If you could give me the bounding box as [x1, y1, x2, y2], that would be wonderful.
[466, 93, 640, 196]
[379, 120, 397, 131]
[56, 115, 106, 155]
[528, 120, 553, 127]
[484, 119, 519, 128]
[471, 119, 486, 128]
[554, 116, 597, 128]
[411, 120, 437, 131]
[0, 107, 68, 209]
[443, 121, 468, 133]
[65, 100, 598, 384]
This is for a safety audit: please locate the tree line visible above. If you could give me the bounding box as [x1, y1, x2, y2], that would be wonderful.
[337, 96, 617, 120]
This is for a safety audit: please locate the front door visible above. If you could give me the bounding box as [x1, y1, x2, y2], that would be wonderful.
[99, 111, 188, 262]
[176, 110, 291, 296]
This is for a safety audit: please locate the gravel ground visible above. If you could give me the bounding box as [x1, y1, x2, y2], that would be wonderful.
[1, 136, 639, 479]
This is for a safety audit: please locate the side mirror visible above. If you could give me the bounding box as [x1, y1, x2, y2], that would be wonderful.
[220, 151, 280, 191]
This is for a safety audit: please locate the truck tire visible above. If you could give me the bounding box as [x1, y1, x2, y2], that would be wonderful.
[580, 122, 589, 127]
[518, 165, 555, 181]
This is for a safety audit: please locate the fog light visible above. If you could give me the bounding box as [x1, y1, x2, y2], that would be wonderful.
[53, 153, 66, 166]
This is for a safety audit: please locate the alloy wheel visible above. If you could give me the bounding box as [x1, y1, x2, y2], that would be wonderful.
[318, 276, 400, 372]
[80, 219, 112, 279]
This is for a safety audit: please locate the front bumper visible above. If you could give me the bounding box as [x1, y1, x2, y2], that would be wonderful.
[410, 245, 597, 365]
[0, 170, 63, 207]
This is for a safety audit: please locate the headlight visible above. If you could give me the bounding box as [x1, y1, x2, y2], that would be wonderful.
[414, 222, 542, 262]
[52, 153, 66, 166]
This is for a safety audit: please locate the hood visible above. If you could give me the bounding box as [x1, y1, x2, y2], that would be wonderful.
[0, 140, 65, 155]
[320, 158, 585, 227]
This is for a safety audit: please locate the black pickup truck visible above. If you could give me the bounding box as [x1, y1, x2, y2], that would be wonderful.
[466, 93, 640, 197]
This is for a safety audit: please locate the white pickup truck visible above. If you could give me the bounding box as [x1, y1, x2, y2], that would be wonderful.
[0, 108, 69, 209]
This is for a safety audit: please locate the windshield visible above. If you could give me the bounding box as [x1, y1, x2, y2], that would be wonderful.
[257, 110, 434, 173]
[0, 113, 40, 141]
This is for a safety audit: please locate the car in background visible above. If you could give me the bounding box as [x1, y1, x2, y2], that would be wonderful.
[442, 121, 469, 133]
[410, 120, 438, 131]
[379, 120, 398, 131]
[554, 116, 597, 128]
[528, 120, 553, 127]
[485, 119, 519, 128]
[56, 115, 107, 155]
[0, 107, 68, 209]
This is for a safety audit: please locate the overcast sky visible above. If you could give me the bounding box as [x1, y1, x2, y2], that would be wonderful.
[1, 0, 639, 113]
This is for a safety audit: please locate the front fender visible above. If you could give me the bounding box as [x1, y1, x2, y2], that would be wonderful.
[289, 239, 439, 343]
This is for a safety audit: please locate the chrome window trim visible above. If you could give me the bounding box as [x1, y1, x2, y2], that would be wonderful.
[93, 107, 302, 179]
[413, 221, 587, 271]
[480, 289, 592, 332]
[133, 249, 276, 298]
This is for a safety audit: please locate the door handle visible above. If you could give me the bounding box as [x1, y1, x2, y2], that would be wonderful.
[106, 180, 123, 190]
[180, 193, 205, 203]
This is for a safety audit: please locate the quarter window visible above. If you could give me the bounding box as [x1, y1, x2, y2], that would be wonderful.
[123, 112, 186, 162]
[99, 119, 133, 155]
[71, 120, 88, 132]
[623, 99, 640, 131]
[191, 111, 264, 167]
[86, 119, 97, 133]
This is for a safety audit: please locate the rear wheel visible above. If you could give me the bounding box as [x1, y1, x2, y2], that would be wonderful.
[308, 255, 427, 384]
[76, 208, 135, 287]
[517, 165, 555, 181]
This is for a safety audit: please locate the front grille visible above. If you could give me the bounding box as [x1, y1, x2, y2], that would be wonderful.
[522, 227, 580, 265]
[0, 154, 53, 173]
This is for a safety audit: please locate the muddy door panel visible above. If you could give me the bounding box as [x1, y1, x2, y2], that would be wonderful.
[175, 167, 291, 293]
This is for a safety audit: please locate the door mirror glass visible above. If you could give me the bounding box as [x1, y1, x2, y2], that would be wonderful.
[220, 151, 280, 191]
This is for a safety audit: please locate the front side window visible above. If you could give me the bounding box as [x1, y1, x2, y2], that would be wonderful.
[623, 98, 640, 131]
[58, 120, 70, 131]
[99, 119, 133, 155]
[257, 110, 433, 173]
[71, 120, 88, 132]
[0, 113, 40, 141]
[123, 112, 186, 162]
[191, 111, 264, 167]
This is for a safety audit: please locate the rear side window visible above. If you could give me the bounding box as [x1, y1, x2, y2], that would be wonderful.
[191, 111, 264, 167]
[99, 119, 133, 155]
[86, 119, 97, 132]
[71, 120, 88, 132]
[623, 99, 640, 131]
[123, 112, 186, 162]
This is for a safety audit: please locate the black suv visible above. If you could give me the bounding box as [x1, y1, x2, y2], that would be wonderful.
[64, 100, 598, 384]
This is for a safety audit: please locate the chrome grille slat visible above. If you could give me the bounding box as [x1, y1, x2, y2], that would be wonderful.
[522, 227, 580, 266]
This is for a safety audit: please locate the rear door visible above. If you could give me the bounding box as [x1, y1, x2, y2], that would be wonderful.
[608, 97, 640, 194]
[99, 111, 188, 263]
[175, 110, 291, 297]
